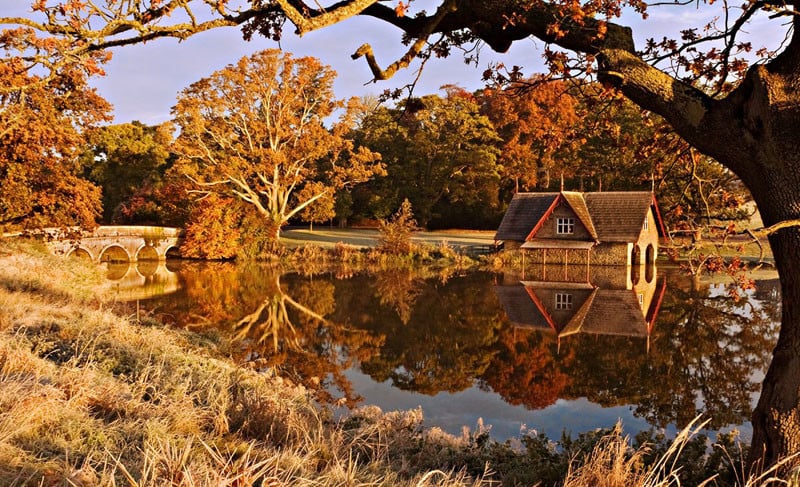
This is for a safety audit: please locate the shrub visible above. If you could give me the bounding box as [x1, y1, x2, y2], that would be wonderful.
[377, 199, 418, 254]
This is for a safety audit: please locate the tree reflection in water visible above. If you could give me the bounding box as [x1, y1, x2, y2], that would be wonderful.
[130, 261, 778, 434]
[492, 264, 777, 430]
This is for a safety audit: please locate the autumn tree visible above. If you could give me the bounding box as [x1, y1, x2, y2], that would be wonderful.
[171, 49, 383, 247]
[181, 193, 245, 260]
[479, 78, 583, 193]
[297, 181, 335, 231]
[10, 0, 800, 469]
[377, 198, 418, 254]
[0, 51, 109, 230]
[114, 177, 194, 227]
[81, 121, 173, 223]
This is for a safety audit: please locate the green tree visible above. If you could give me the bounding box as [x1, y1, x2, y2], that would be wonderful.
[356, 89, 501, 227]
[81, 121, 172, 222]
[171, 49, 383, 248]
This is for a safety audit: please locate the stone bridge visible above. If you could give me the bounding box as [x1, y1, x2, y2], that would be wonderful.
[47, 226, 183, 263]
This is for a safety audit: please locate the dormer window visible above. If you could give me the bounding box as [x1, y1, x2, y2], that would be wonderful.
[555, 293, 573, 310]
[556, 217, 574, 235]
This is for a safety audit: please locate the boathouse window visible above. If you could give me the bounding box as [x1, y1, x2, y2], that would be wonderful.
[556, 217, 575, 235]
[555, 293, 573, 310]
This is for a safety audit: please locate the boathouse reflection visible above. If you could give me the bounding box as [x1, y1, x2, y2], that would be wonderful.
[495, 263, 666, 350]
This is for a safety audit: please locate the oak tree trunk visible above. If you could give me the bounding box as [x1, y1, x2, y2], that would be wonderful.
[748, 187, 800, 472]
[600, 28, 800, 471]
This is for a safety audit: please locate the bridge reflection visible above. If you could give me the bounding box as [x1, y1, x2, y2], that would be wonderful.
[104, 260, 181, 301]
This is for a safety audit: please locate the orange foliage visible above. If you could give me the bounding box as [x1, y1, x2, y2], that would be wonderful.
[0, 54, 110, 230]
[181, 194, 244, 260]
[171, 49, 383, 244]
[481, 327, 573, 410]
[480, 79, 582, 192]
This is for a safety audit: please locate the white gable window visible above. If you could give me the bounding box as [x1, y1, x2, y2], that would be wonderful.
[556, 217, 575, 235]
[555, 293, 573, 310]
[643, 215, 649, 230]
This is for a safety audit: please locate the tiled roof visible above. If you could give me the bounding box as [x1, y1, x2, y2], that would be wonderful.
[561, 191, 598, 240]
[495, 193, 558, 241]
[574, 290, 649, 337]
[497, 283, 653, 338]
[496, 191, 658, 243]
[559, 288, 599, 336]
[584, 192, 654, 242]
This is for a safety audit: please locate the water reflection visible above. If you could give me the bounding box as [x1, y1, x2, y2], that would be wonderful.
[105, 261, 181, 301]
[120, 261, 779, 438]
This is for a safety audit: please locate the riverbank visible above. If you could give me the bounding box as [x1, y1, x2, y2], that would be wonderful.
[281, 227, 497, 251]
[0, 239, 780, 485]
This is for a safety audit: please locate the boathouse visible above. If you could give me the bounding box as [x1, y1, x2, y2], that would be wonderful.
[494, 191, 665, 266]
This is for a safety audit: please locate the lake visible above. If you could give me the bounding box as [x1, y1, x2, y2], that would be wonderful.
[105, 260, 779, 443]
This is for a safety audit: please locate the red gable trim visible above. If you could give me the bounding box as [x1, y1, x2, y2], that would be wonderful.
[524, 194, 563, 241]
[646, 277, 668, 334]
[524, 286, 560, 333]
[651, 193, 667, 238]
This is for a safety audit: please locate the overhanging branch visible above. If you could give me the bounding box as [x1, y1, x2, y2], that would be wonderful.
[276, 0, 379, 35]
[351, 0, 457, 81]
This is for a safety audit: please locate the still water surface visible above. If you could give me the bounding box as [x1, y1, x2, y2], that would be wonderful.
[107, 260, 780, 442]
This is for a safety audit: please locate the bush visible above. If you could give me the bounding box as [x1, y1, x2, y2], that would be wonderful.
[377, 199, 418, 254]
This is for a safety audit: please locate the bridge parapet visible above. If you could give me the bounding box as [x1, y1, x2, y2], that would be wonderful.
[45, 226, 183, 263]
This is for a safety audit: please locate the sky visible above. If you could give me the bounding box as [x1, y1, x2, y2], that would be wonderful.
[3, 1, 785, 126]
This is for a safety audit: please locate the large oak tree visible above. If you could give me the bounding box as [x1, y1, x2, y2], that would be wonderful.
[4, 0, 800, 470]
[171, 49, 384, 245]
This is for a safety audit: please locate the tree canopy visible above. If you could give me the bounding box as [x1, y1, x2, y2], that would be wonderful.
[171, 49, 384, 243]
[0, 60, 109, 230]
[354, 88, 500, 227]
[81, 121, 173, 223]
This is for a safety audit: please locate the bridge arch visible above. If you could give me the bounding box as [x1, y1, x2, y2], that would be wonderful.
[164, 244, 181, 259]
[136, 260, 159, 278]
[105, 262, 131, 280]
[45, 226, 183, 263]
[68, 248, 93, 260]
[99, 244, 130, 263]
[136, 245, 160, 261]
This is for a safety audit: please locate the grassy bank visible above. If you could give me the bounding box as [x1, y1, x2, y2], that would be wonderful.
[0, 239, 783, 486]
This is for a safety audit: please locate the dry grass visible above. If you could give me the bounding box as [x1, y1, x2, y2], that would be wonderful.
[563, 418, 796, 487]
